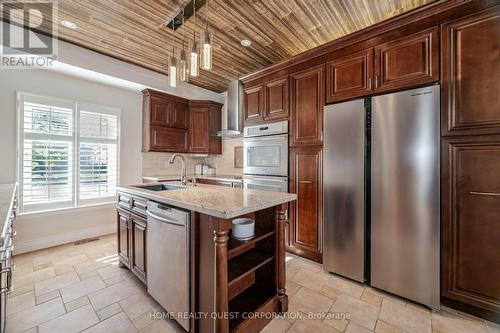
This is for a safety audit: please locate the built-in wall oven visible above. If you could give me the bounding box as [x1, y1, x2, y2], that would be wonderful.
[243, 121, 288, 193]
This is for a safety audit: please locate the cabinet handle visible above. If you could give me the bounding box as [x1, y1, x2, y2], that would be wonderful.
[299, 180, 313, 184]
[469, 191, 500, 197]
[374, 76, 379, 89]
[368, 77, 372, 90]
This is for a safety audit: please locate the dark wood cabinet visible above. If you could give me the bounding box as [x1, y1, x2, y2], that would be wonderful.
[441, 135, 500, 320]
[150, 125, 188, 152]
[264, 76, 289, 121]
[244, 76, 289, 124]
[117, 192, 148, 284]
[243, 84, 264, 124]
[290, 64, 325, 147]
[288, 146, 323, 262]
[143, 89, 221, 154]
[117, 208, 131, 267]
[188, 101, 223, 154]
[442, 7, 500, 136]
[374, 27, 439, 93]
[326, 48, 374, 103]
[131, 214, 147, 284]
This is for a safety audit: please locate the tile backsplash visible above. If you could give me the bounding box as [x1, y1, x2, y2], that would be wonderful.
[142, 137, 243, 177]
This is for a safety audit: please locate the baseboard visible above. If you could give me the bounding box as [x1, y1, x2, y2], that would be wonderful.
[13, 224, 116, 255]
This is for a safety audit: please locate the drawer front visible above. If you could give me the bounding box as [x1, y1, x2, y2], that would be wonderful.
[150, 126, 188, 152]
[131, 196, 147, 218]
[117, 192, 131, 210]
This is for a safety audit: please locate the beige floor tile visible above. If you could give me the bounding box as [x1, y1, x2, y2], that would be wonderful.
[96, 302, 122, 321]
[6, 298, 65, 333]
[432, 311, 489, 333]
[290, 269, 330, 292]
[35, 290, 60, 305]
[6, 292, 35, 316]
[32, 251, 66, 267]
[323, 274, 365, 298]
[361, 290, 383, 307]
[289, 287, 335, 314]
[12, 262, 33, 277]
[320, 284, 342, 303]
[74, 259, 112, 275]
[8, 283, 34, 298]
[330, 294, 380, 331]
[60, 276, 106, 303]
[51, 253, 88, 274]
[13, 267, 56, 288]
[79, 270, 100, 280]
[288, 319, 340, 333]
[97, 265, 126, 281]
[379, 298, 431, 333]
[286, 280, 301, 296]
[65, 295, 91, 312]
[323, 316, 349, 332]
[487, 321, 500, 333]
[82, 312, 137, 333]
[133, 311, 159, 330]
[375, 320, 402, 333]
[89, 280, 141, 310]
[38, 304, 99, 333]
[34, 271, 80, 296]
[345, 322, 373, 333]
[261, 317, 292, 333]
[139, 319, 177, 333]
[120, 293, 156, 320]
[20, 328, 37, 333]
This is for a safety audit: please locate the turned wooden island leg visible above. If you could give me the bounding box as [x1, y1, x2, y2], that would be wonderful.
[214, 227, 229, 333]
[276, 204, 288, 313]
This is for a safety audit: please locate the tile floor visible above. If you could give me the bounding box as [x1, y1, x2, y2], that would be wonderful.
[8, 234, 500, 333]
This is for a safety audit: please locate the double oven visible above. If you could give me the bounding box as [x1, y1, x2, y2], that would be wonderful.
[243, 121, 288, 193]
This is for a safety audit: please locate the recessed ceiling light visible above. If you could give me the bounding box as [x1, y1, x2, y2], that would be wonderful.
[240, 39, 252, 47]
[61, 20, 77, 29]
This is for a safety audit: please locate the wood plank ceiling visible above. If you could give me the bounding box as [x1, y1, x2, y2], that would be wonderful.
[2, 0, 434, 92]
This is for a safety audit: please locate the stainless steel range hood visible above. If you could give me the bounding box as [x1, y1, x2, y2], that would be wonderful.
[217, 80, 243, 137]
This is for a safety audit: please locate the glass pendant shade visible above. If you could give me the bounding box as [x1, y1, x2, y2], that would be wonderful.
[190, 40, 199, 77]
[178, 48, 188, 82]
[168, 53, 178, 88]
[201, 28, 212, 70]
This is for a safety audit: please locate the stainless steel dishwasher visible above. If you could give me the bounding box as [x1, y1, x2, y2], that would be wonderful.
[146, 202, 190, 331]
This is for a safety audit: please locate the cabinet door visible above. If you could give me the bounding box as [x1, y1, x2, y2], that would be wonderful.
[189, 108, 210, 153]
[442, 135, 500, 316]
[374, 27, 438, 93]
[326, 48, 374, 103]
[150, 97, 171, 126]
[196, 178, 232, 187]
[244, 84, 264, 124]
[150, 125, 188, 152]
[264, 76, 289, 121]
[131, 214, 147, 284]
[289, 147, 323, 262]
[442, 7, 500, 136]
[171, 102, 189, 129]
[290, 64, 325, 147]
[117, 209, 130, 267]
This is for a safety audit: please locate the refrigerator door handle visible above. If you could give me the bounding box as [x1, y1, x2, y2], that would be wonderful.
[469, 191, 500, 197]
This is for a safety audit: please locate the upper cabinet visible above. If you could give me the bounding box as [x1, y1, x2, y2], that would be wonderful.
[189, 101, 223, 154]
[142, 89, 222, 154]
[441, 7, 500, 136]
[290, 64, 325, 147]
[374, 27, 439, 93]
[244, 75, 289, 124]
[326, 48, 374, 103]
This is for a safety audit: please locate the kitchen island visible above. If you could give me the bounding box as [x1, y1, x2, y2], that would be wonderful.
[115, 182, 296, 333]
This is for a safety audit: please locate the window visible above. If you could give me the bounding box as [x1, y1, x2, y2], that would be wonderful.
[18, 93, 120, 213]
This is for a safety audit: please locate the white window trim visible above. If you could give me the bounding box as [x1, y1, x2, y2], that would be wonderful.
[16, 91, 121, 215]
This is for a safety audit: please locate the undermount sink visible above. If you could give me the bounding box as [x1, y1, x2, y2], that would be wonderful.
[133, 184, 185, 192]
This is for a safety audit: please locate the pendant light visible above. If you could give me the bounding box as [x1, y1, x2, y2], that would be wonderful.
[168, 21, 178, 88]
[178, 12, 188, 82]
[189, 1, 199, 77]
[201, 0, 212, 70]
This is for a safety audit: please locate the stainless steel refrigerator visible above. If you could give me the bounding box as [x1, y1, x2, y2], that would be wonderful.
[323, 85, 440, 309]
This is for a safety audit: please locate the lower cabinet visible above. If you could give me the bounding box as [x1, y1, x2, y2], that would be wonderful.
[441, 135, 500, 320]
[288, 146, 323, 262]
[117, 194, 148, 284]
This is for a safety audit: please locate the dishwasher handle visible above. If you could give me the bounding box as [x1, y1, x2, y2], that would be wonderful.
[146, 210, 186, 226]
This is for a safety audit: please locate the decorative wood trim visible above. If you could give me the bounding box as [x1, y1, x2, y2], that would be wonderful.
[276, 205, 288, 312]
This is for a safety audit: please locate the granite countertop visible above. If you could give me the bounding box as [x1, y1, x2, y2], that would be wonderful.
[0, 183, 17, 247]
[117, 182, 296, 219]
[143, 174, 243, 183]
